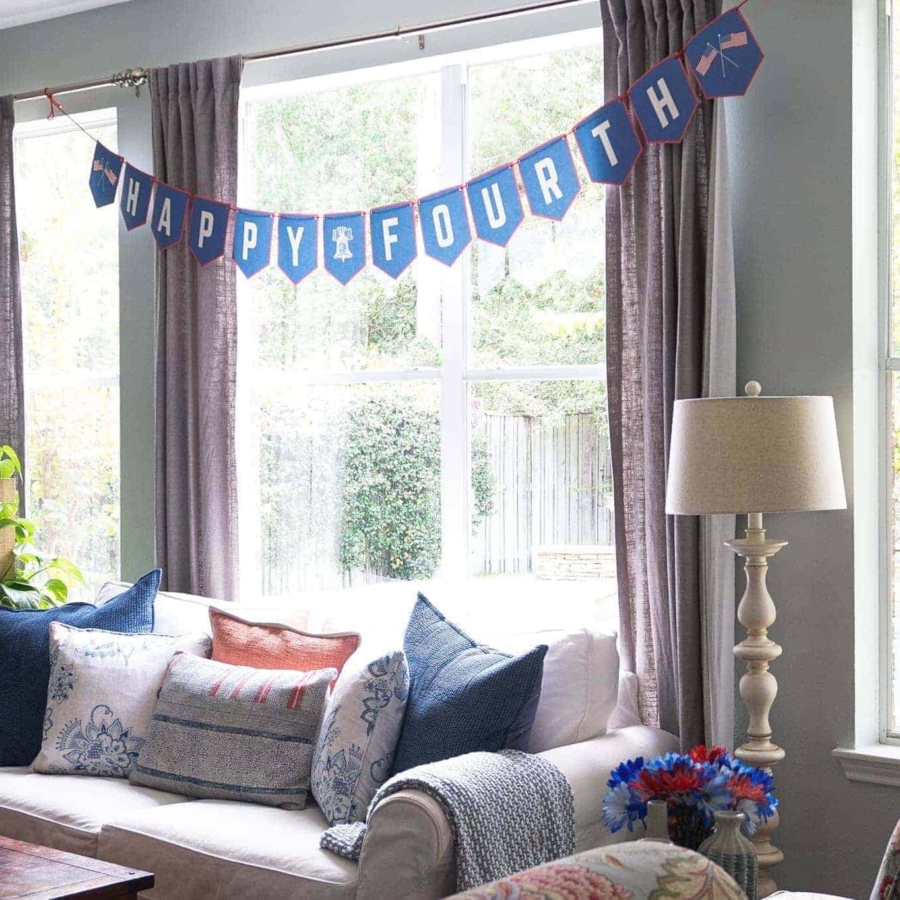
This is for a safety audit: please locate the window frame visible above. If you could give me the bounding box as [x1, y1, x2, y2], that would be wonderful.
[236, 24, 608, 596]
[882, 0, 896, 744]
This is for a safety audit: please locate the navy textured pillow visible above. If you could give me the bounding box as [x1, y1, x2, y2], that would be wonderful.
[392, 594, 548, 774]
[0, 568, 160, 766]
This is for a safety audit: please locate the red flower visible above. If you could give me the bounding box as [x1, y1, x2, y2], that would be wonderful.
[631, 762, 702, 800]
[727, 773, 768, 804]
[689, 744, 728, 764]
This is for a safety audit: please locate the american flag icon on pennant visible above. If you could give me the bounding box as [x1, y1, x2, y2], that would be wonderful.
[720, 31, 748, 51]
[697, 47, 718, 76]
[92, 159, 118, 186]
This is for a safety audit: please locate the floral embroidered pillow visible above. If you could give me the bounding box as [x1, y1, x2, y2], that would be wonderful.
[32, 623, 211, 779]
[311, 651, 409, 826]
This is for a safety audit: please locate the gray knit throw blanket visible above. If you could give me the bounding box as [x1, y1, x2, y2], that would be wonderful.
[320, 749, 575, 892]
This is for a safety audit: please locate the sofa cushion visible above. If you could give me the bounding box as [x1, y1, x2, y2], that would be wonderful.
[392, 594, 548, 774]
[95, 582, 311, 636]
[131, 654, 334, 808]
[99, 798, 358, 900]
[484, 628, 619, 753]
[209, 607, 360, 681]
[0, 766, 189, 858]
[34, 624, 211, 779]
[0, 569, 160, 767]
[312, 651, 409, 826]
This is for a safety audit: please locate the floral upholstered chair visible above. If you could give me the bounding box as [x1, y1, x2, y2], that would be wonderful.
[448, 840, 747, 900]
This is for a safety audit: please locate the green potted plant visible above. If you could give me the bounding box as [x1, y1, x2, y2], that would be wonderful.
[0, 446, 85, 610]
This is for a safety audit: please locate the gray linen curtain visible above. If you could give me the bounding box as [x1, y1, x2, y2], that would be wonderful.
[151, 57, 241, 601]
[601, 0, 736, 748]
[0, 97, 24, 482]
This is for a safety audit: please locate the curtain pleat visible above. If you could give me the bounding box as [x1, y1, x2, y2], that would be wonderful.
[0, 97, 25, 486]
[601, 0, 736, 747]
[151, 57, 241, 601]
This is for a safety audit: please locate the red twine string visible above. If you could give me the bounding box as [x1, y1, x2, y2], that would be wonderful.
[43, 88, 63, 120]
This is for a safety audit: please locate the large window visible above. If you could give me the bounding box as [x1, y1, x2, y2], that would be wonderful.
[239, 31, 614, 629]
[14, 112, 120, 601]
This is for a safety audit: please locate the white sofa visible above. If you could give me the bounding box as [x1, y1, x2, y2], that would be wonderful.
[0, 584, 678, 900]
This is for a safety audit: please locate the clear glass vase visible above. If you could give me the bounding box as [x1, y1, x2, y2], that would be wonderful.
[698, 811, 758, 900]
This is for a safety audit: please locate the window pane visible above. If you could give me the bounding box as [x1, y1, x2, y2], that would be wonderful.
[891, 372, 900, 735]
[242, 76, 442, 373]
[893, 6, 900, 356]
[245, 380, 441, 596]
[468, 47, 605, 369]
[470, 379, 616, 630]
[16, 120, 120, 600]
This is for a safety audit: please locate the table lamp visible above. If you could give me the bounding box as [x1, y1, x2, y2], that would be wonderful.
[665, 381, 846, 896]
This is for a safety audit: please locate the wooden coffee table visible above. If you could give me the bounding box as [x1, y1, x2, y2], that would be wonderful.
[0, 837, 153, 899]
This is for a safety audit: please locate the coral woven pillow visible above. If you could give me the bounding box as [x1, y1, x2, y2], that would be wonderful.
[209, 607, 360, 678]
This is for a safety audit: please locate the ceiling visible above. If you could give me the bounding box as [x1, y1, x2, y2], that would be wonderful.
[0, 0, 133, 30]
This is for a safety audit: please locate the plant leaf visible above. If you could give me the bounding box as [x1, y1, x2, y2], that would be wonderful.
[42, 578, 68, 603]
[0, 446, 22, 476]
[47, 557, 85, 585]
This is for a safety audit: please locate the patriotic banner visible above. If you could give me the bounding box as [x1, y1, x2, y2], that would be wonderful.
[466, 165, 523, 247]
[150, 183, 189, 250]
[89, 2, 762, 286]
[119, 164, 152, 230]
[277, 214, 317, 283]
[685, 8, 764, 98]
[323, 212, 366, 285]
[234, 210, 273, 278]
[419, 187, 471, 266]
[518, 137, 580, 221]
[188, 197, 229, 266]
[89, 142, 123, 208]
[630, 56, 699, 144]
[370, 202, 417, 279]
[573, 99, 642, 186]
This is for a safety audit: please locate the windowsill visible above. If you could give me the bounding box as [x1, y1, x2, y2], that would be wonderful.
[833, 745, 900, 787]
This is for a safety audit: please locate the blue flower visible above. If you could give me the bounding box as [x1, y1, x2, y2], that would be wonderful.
[602, 780, 647, 833]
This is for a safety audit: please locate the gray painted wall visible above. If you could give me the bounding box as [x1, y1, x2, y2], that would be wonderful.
[0, 0, 896, 894]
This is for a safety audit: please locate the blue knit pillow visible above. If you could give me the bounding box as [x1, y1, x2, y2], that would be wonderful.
[0, 568, 160, 767]
[392, 594, 548, 774]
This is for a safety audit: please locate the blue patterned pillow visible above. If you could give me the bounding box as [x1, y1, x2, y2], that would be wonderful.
[0, 568, 159, 766]
[392, 594, 548, 774]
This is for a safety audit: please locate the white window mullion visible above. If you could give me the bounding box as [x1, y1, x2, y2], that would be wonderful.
[438, 63, 470, 579]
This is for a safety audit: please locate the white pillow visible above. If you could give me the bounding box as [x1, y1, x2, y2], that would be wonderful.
[95, 581, 310, 636]
[485, 628, 619, 753]
[312, 651, 409, 825]
[33, 623, 211, 778]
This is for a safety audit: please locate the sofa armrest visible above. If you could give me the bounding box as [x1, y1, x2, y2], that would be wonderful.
[353, 725, 678, 900]
[539, 725, 679, 852]
[355, 788, 455, 900]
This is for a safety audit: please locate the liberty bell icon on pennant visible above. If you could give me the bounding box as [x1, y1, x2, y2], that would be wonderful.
[332, 226, 354, 261]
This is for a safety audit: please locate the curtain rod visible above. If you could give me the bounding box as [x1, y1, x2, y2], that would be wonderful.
[14, 0, 595, 103]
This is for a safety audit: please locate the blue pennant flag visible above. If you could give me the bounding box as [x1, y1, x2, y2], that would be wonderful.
[419, 187, 471, 266]
[150, 183, 189, 250]
[89, 142, 124, 208]
[630, 56, 699, 144]
[370, 203, 417, 279]
[519, 137, 581, 222]
[685, 9, 764, 99]
[119, 164, 153, 230]
[277, 215, 318, 284]
[323, 212, 366, 285]
[518, 137, 580, 221]
[188, 198, 230, 266]
[466, 165, 523, 247]
[234, 210, 273, 278]
[573, 100, 643, 186]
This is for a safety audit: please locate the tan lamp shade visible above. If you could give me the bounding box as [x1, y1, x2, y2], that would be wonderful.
[665, 385, 847, 515]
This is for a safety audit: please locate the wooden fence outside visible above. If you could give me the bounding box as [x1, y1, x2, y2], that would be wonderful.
[472, 413, 614, 575]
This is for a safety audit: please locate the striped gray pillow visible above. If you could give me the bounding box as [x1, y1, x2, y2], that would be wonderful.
[130, 653, 335, 809]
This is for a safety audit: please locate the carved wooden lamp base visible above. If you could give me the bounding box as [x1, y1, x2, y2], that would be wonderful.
[727, 512, 786, 897]
[666, 381, 848, 899]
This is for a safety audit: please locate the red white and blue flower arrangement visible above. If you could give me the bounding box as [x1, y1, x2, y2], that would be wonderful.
[602, 745, 778, 850]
